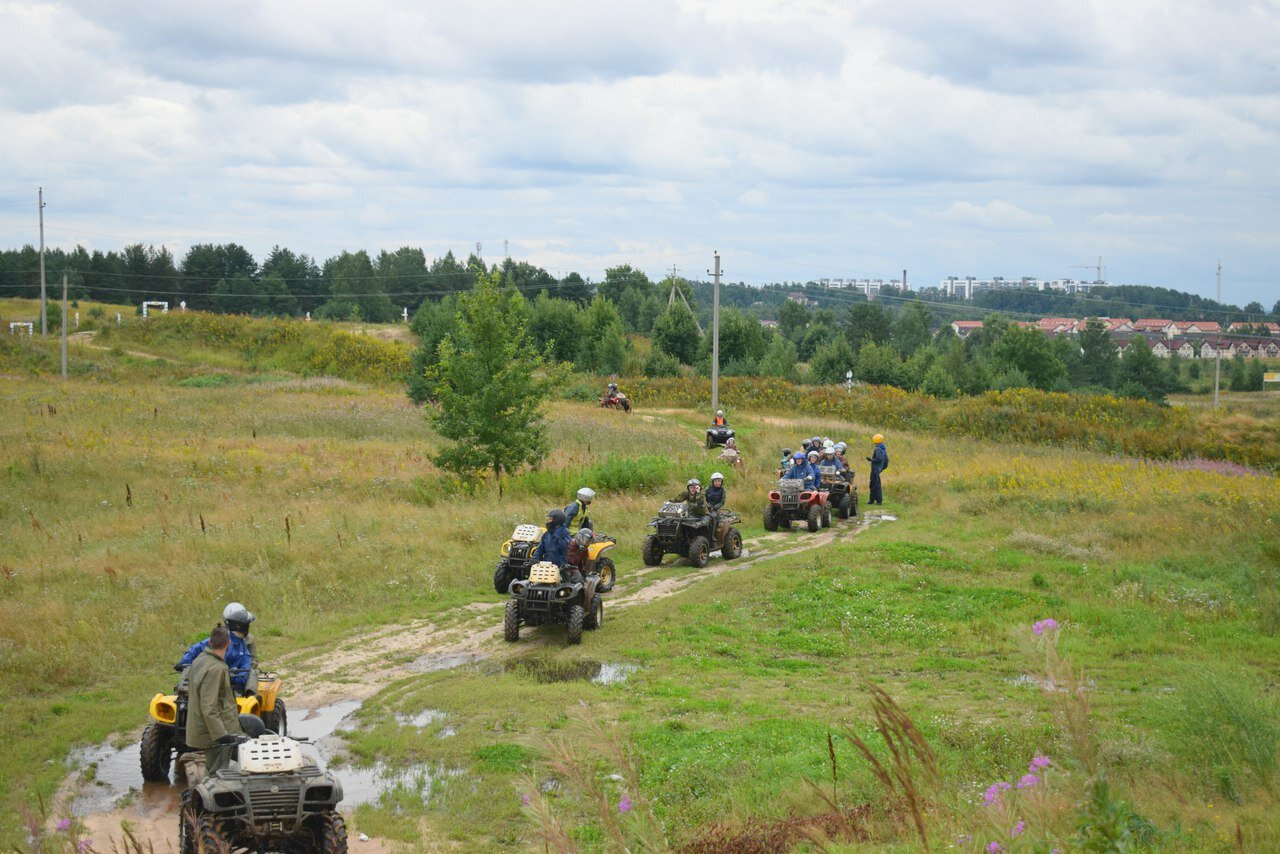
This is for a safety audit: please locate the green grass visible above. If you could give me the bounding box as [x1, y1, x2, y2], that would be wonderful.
[2, 336, 1279, 850]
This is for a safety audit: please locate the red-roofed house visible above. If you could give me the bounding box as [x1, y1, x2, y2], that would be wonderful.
[1200, 339, 1237, 359]
[1133, 319, 1173, 334]
[1104, 319, 1134, 334]
[951, 320, 984, 338]
[1170, 321, 1220, 335]
[1035, 317, 1075, 335]
[1228, 321, 1280, 335]
[1152, 339, 1195, 359]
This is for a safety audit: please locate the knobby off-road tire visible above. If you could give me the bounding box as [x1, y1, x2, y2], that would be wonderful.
[596, 557, 616, 592]
[584, 595, 603, 630]
[176, 799, 196, 854]
[139, 722, 172, 783]
[821, 505, 832, 528]
[493, 561, 512, 594]
[566, 605, 586, 645]
[849, 492, 859, 518]
[838, 495, 851, 519]
[807, 505, 821, 532]
[687, 536, 710, 568]
[642, 534, 664, 567]
[762, 504, 779, 532]
[503, 599, 521, 642]
[263, 699, 287, 737]
[705, 434, 714, 449]
[198, 813, 229, 854]
[318, 813, 349, 854]
[721, 528, 743, 560]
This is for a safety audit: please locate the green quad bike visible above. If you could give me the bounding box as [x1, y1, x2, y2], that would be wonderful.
[177, 717, 346, 854]
[641, 501, 743, 568]
[504, 561, 604, 645]
[818, 464, 859, 519]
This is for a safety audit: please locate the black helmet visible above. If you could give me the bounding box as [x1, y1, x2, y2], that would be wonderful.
[783, 448, 792, 457]
[239, 713, 267, 738]
[546, 509, 566, 527]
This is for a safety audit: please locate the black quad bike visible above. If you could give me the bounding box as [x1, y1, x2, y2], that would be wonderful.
[705, 425, 735, 448]
[642, 501, 743, 568]
[493, 523, 544, 594]
[504, 561, 604, 645]
[819, 464, 859, 519]
[178, 727, 346, 854]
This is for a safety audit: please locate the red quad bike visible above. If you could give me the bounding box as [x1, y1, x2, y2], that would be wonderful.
[763, 477, 831, 532]
[599, 393, 631, 412]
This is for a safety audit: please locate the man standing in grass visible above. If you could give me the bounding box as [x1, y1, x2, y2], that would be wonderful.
[187, 625, 245, 775]
[866, 433, 889, 505]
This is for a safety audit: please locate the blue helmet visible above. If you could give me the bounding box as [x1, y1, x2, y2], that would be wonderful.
[793, 452, 805, 462]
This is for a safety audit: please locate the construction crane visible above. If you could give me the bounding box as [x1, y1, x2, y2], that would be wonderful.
[1071, 256, 1106, 283]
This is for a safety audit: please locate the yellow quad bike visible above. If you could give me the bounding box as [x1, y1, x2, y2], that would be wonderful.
[140, 667, 286, 783]
[493, 525, 619, 593]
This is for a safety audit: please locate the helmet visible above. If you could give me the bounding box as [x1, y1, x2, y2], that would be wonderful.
[240, 713, 267, 738]
[801, 439, 812, 451]
[782, 448, 792, 457]
[576, 487, 595, 504]
[873, 433, 885, 444]
[546, 508, 566, 527]
[716, 410, 724, 417]
[711, 471, 724, 483]
[835, 442, 847, 453]
[812, 436, 821, 446]
[823, 440, 835, 451]
[608, 382, 617, 389]
[574, 528, 593, 546]
[687, 478, 701, 488]
[807, 450, 820, 461]
[793, 452, 805, 462]
[725, 437, 737, 448]
[222, 602, 255, 634]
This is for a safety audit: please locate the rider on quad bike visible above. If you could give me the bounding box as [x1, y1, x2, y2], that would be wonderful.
[563, 486, 595, 531]
[177, 603, 256, 693]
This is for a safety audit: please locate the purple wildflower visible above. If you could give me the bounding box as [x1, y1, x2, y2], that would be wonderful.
[1017, 773, 1039, 789]
[77, 842, 92, 853]
[986, 842, 1004, 853]
[1030, 755, 1051, 771]
[957, 834, 972, 845]
[520, 793, 531, 806]
[1032, 618, 1059, 636]
[1010, 821, 1026, 838]
[56, 819, 72, 833]
[619, 794, 633, 813]
[983, 781, 1013, 806]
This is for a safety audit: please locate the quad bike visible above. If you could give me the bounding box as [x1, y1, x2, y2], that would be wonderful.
[177, 724, 346, 854]
[642, 502, 743, 568]
[717, 446, 746, 472]
[504, 561, 604, 645]
[493, 523, 543, 594]
[819, 465, 859, 519]
[141, 667, 287, 784]
[705, 425, 735, 448]
[763, 478, 831, 533]
[600, 393, 631, 412]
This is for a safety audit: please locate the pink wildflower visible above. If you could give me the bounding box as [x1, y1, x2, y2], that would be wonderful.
[986, 842, 1004, 853]
[56, 819, 72, 832]
[619, 794, 633, 813]
[1011, 820, 1026, 838]
[1032, 618, 1059, 636]
[1017, 773, 1039, 789]
[1030, 755, 1051, 771]
[957, 834, 972, 844]
[520, 793, 531, 806]
[983, 781, 1012, 806]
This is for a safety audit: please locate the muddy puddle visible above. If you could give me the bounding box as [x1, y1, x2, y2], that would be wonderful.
[405, 650, 487, 673]
[499, 657, 640, 685]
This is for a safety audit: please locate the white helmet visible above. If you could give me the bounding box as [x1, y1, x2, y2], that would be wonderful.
[222, 602, 255, 632]
[716, 410, 724, 417]
[823, 440, 835, 452]
[576, 487, 595, 503]
[835, 442, 847, 452]
[710, 471, 725, 483]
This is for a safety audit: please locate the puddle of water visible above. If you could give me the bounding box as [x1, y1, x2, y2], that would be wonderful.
[437, 726, 458, 739]
[406, 651, 486, 673]
[66, 741, 181, 818]
[292, 699, 362, 742]
[879, 514, 898, 521]
[501, 658, 639, 685]
[395, 708, 445, 728]
[321, 760, 450, 807]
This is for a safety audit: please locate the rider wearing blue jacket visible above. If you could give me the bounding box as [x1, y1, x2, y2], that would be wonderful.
[538, 508, 573, 566]
[177, 602, 257, 693]
[783, 452, 814, 487]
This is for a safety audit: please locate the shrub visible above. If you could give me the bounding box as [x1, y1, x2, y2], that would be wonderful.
[643, 347, 681, 378]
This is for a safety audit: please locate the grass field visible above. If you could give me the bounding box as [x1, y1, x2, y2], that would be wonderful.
[2, 324, 1279, 851]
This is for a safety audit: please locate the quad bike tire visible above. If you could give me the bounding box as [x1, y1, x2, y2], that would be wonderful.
[807, 505, 821, 532]
[177, 797, 196, 854]
[263, 699, 288, 737]
[848, 493, 859, 518]
[566, 605, 586, 645]
[687, 535, 710, 568]
[705, 434, 714, 449]
[596, 556, 616, 592]
[295, 813, 349, 854]
[493, 561, 511, 594]
[721, 527, 743, 560]
[762, 504, 779, 532]
[838, 495, 851, 519]
[198, 813, 229, 854]
[642, 534, 664, 567]
[503, 599, 520, 642]
[140, 722, 172, 783]
[584, 594, 603, 630]
[821, 505, 832, 528]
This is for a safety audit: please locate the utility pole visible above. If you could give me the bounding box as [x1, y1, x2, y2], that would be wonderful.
[1213, 260, 1222, 409]
[61, 273, 68, 380]
[708, 252, 722, 411]
[38, 187, 47, 337]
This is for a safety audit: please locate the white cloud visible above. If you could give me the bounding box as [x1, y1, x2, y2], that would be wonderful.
[941, 200, 1052, 229]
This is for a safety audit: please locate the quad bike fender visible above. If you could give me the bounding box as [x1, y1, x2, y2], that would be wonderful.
[236, 695, 261, 716]
[257, 676, 282, 713]
[583, 575, 600, 602]
[586, 540, 615, 562]
[149, 693, 179, 725]
[500, 539, 514, 557]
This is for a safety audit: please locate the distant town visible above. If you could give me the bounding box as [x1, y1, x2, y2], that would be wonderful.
[949, 317, 1280, 359]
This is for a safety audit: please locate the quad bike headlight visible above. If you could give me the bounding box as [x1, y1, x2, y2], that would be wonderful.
[556, 587, 572, 598]
[510, 582, 527, 597]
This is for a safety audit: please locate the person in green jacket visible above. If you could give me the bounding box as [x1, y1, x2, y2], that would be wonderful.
[186, 625, 245, 775]
[671, 478, 710, 517]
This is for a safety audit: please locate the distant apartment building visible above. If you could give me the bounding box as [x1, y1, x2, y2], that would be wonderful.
[820, 277, 911, 298]
[937, 276, 1113, 299]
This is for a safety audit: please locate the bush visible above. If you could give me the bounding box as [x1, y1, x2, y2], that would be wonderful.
[644, 347, 682, 378]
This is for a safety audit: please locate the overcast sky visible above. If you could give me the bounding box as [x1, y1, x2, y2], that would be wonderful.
[2, 0, 1277, 306]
